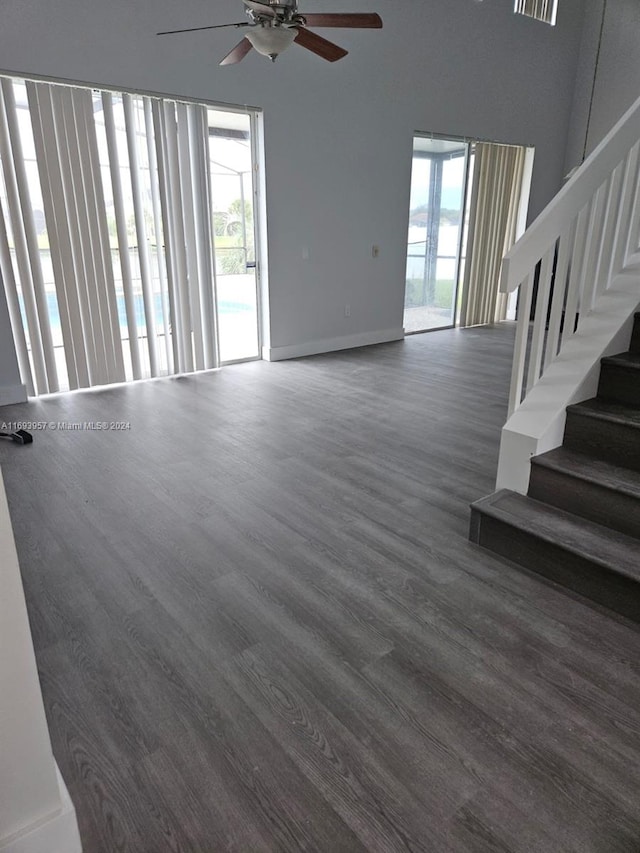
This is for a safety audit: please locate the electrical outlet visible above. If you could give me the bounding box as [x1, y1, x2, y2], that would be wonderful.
[302, 247, 309, 260]
[344, 304, 351, 317]
[372, 244, 379, 258]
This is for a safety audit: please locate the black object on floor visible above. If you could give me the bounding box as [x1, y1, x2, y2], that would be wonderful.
[0, 429, 33, 444]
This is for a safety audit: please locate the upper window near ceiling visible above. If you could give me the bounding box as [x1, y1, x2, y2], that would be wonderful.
[514, 0, 557, 25]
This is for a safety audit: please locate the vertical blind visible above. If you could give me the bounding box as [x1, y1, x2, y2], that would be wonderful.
[460, 142, 527, 328]
[0, 77, 219, 396]
[514, 0, 557, 25]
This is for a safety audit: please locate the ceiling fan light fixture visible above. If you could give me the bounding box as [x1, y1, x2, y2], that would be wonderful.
[245, 24, 297, 59]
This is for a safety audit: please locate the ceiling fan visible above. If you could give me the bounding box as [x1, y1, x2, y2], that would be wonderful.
[157, 0, 383, 64]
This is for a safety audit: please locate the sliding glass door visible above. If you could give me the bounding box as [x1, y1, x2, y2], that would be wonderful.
[0, 74, 263, 396]
[404, 136, 470, 333]
[208, 110, 260, 363]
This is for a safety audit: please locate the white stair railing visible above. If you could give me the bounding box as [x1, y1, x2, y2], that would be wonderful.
[501, 93, 640, 417]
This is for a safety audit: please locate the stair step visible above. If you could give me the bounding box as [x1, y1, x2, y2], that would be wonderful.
[529, 448, 640, 538]
[630, 312, 640, 353]
[470, 490, 640, 622]
[564, 397, 640, 470]
[598, 351, 640, 406]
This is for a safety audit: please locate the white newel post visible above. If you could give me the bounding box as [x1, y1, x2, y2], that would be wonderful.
[0, 469, 82, 853]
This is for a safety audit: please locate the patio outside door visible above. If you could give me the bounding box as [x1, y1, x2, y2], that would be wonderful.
[404, 136, 470, 333]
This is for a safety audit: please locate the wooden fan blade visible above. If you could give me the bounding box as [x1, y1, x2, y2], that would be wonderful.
[294, 27, 348, 61]
[299, 13, 382, 28]
[158, 22, 248, 35]
[219, 37, 253, 65]
[243, 0, 277, 17]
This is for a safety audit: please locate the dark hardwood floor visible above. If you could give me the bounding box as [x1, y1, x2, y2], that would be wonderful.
[1, 323, 640, 853]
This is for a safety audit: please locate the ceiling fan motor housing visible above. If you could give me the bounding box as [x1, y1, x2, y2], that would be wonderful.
[245, 23, 297, 58]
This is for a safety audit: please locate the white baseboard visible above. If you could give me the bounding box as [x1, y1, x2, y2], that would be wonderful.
[0, 766, 82, 853]
[0, 383, 27, 406]
[262, 327, 404, 362]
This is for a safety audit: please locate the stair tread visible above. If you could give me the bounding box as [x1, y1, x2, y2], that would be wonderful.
[567, 396, 640, 427]
[472, 490, 640, 581]
[601, 351, 640, 368]
[532, 448, 640, 498]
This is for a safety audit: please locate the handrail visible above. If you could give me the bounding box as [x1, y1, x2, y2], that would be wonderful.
[501, 91, 640, 294]
[500, 90, 640, 419]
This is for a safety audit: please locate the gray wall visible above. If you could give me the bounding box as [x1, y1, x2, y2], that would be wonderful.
[565, 0, 640, 172]
[0, 0, 585, 382]
[590, 0, 640, 145]
[563, 0, 605, 174]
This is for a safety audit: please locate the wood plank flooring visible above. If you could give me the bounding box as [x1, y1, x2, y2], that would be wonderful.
[1, 323, 639, 853]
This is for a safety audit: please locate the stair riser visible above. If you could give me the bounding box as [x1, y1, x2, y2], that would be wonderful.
[563, 412, 640, 472]
[528, 464, 640, 539]
[469, 509, 640, 622]
[597, 364, 640, 406]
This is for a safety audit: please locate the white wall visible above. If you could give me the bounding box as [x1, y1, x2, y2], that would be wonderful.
[0, 0, 585, 371]
[0, 467, 82, 852]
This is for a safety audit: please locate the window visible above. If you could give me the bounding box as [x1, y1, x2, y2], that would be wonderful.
[514, 0, 557, 26]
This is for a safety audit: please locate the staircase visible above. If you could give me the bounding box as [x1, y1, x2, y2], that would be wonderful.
[470, 312, 640, 622]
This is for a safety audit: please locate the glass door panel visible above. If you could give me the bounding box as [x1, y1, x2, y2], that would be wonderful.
[208, 109, 260, 362]
[404, 136, 469, 333]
